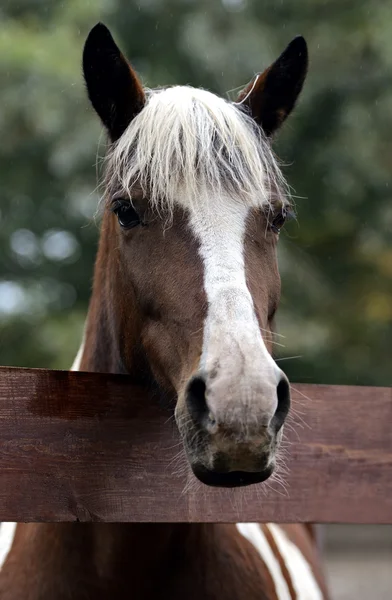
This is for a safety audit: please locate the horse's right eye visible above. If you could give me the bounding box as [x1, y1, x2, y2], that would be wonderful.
[111, 200, 142, 229]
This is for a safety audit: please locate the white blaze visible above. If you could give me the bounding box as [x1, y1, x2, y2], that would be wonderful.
[187, 195, 282, 419]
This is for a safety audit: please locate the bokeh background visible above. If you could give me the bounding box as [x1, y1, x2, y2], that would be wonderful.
[1, 0, 391, 597]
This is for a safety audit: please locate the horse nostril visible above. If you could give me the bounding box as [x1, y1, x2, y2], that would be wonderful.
[272, 375, 291, 432]
[186, 375, 215, 430]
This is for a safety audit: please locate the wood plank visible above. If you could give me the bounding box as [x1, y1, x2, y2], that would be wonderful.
[0, 366, 391, 523]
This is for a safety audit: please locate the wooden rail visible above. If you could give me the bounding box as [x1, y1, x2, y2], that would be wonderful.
[0, 366, 391, 523]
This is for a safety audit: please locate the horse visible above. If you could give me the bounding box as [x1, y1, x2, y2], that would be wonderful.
[0, 23, 329, 600]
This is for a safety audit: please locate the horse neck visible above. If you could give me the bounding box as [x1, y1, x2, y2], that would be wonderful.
[79, 213, 140, 376]
[68, 213, 191, 590]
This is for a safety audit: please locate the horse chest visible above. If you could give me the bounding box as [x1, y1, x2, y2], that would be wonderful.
[0, 523, 326, 600]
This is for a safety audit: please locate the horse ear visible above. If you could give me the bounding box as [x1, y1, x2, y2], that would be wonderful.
[237, 36, 308, 137]
[83, 23, 145, 141]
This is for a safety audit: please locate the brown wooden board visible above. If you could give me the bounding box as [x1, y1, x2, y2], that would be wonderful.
[0, 366, 391, 523]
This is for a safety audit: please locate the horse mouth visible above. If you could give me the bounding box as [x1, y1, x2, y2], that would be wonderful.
[192, 465, 274, 488]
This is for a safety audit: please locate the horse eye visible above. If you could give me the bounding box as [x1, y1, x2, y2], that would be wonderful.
[270, 207, 295, 234]
[270, 211, 286, 234]
[111, 200, 141, 229]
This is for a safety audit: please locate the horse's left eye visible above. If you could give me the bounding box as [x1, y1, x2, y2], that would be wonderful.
[270, 211, 286, 234]
[111, 200, 141, 229]
[270, 207, 294, 234]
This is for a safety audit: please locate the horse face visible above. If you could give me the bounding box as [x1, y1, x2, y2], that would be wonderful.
[106, 193, 288, 487]
[84, 24, 308, 487]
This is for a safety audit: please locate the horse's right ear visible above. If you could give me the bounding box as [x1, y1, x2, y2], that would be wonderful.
[237, 36, 308, 137]
[83, 23, 145, 142]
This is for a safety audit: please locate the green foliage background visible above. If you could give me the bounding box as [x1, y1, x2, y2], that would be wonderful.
[1, 0, 391, 385]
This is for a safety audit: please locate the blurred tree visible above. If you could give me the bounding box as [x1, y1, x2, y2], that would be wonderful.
[0, 0, 391, 384]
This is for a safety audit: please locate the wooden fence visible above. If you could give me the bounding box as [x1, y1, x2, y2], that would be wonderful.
[0, 366, 391, 523]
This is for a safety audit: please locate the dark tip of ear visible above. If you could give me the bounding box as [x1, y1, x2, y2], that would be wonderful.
[86, 22, 113, 42]
[84, 23, 118, 55]
[83, 24, 119, 75]
[83, 23, 122, 112]
[282, 36, 308, 63]
[289, 35, 307, 51]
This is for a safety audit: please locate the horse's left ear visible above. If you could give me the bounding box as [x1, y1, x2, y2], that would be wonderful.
[237, 36, 308, 137]
[83, 23, 145, 141]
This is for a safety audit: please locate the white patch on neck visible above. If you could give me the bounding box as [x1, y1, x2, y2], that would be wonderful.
[71, 336, 85, 371]
[268, 524, 323, 600]
[236, 523, 291, 599]
[0, 522, 17, 571]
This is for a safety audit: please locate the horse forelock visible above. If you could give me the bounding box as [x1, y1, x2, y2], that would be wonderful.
[105, 85, 289, 217]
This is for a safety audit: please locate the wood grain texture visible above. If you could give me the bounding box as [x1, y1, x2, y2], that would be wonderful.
[0, 366, 391, 523]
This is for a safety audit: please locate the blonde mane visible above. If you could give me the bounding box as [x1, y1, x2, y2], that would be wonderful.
[107, 85, 288, 216]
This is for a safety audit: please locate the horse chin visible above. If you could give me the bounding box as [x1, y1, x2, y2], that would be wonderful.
[191, 464, 275, 488]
